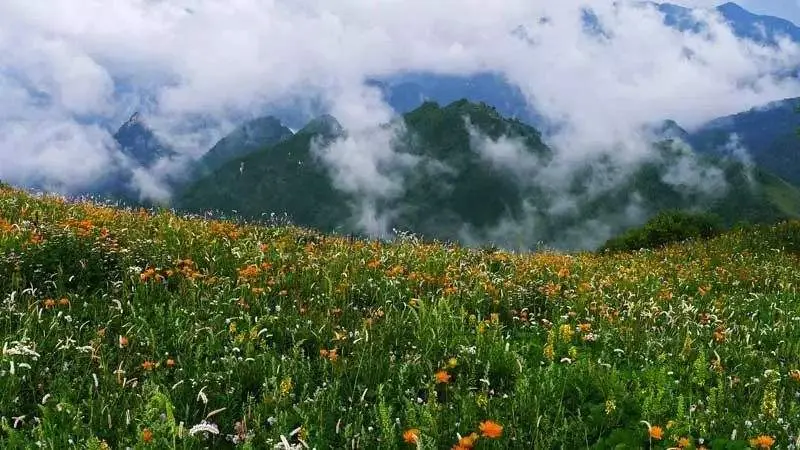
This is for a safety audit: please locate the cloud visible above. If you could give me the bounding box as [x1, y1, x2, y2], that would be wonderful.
[1, 0, 800, 219]
[311, 120, 418, 237]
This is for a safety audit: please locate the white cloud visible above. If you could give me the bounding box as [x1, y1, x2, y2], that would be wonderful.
[1, 0, 800, 198]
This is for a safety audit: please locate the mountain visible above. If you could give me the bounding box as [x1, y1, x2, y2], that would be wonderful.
[366, 73, 545, 129]
[657, 2, 800, 45]
[687, 97, 800, 185]
[194, 115, 294, 177]
[176, 100, 800, 250]
[112, 112, 176, 168]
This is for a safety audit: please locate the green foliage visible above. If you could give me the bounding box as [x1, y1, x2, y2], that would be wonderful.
[601, 210, 723, 252]
[175, 100, 800, 251]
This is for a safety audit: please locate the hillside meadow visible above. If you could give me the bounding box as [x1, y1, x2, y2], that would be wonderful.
[2, 183, 800, 449]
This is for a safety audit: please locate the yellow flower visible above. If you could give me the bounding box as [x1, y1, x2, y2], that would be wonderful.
[279, 377, 293, 396]
[543, 344, 554, 361]
[559, 324, 574, 342]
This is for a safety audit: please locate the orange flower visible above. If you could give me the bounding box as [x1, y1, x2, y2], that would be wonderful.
[649, 425, 664, 440]
[119, 335, 129, 348]
[750, 435, 776, 449]
[457, 432, 479, 448]
[789, 369, 800, 382]
[58, 297, 70, 307]
[403, 428, 420, 444]
[435, 370, 451, 384]
[43, 298, 56, 309]
[141, 360, 156, 371]
[142, 428, 153, 443]
[677, 436, 691, 448]
[479, 420, 503, 439]
[713, 326, 726, 343]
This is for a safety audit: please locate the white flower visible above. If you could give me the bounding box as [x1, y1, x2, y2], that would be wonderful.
[189, 421, 220, 436]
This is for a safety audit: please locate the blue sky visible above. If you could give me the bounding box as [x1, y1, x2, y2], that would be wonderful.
[682, 1, 800, 23]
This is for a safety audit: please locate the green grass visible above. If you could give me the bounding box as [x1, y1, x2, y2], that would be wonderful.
[1, 184, 800, 449]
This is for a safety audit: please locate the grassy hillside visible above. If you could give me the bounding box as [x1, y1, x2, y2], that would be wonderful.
[2, 183, 800, 448]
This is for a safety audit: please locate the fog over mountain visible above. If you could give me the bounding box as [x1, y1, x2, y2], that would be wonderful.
[2, 1, 800, 209]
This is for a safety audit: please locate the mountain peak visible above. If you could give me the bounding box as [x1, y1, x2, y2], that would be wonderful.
[298, 114, 344, 138]
[717, 2, 744, 11]
[113, 113, 175, 168]
[121, 112, 143, 128]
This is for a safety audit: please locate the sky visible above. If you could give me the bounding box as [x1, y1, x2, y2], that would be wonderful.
[681, 0, 800, 24]
[1, 0, 800, 197]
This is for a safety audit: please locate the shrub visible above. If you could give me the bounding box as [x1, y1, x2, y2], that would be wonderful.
[601, 210, 723, 253]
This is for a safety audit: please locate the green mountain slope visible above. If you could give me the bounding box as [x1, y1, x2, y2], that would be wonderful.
[176, 100, 800, 250]
[688, 97, 800, 185]
[192, 116, 295, 178]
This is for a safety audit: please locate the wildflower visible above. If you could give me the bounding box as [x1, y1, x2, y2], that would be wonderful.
[559, 324, 574, 342]
[578, 323, 592, 333]
[750, 435, 776, 449]
[543, 344, 554, 361]
[142, 428, 153, 443]
[43, 298, 56, 309]
[280, 377, 293, 396]
[479, 420, 503, 438]
[457, 432, 479, 448]
[165, 359, 175, 368]
[649, 425, 664, 440]
[58, 297, 70, 307]
[677, 437, 691, 448]
[403, 428, 420, 444]
[713, 326, 727, 343]
[435, 370, 451, 384]
[327, 349, 339, 362]
[789, 369, 800, 382]
[605, 399, 616, 415]
[119, 335, 129, 348]
[142, 360, 156, 371]
[447, 357, 458, 369]
[188, 421, 220, 436]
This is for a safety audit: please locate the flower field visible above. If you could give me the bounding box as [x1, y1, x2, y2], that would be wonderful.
[2, 183, 800, 449]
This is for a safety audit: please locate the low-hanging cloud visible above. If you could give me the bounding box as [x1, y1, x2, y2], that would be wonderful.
[2, 0, 800, 227]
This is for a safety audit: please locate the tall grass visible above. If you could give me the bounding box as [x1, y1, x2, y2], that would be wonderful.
[1, 183, 799, 449]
